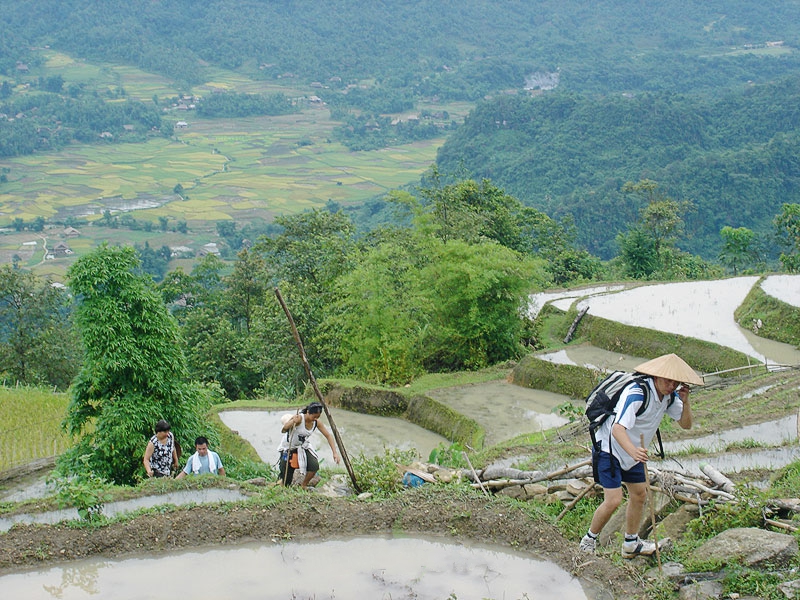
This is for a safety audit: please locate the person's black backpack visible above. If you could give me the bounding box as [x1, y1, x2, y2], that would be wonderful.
[585, 370, 668, 459]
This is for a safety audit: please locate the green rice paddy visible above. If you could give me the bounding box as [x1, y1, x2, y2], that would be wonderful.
[1, 49, 471, 278]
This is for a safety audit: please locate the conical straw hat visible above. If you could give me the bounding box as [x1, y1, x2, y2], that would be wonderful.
[634, 353, 704, 386]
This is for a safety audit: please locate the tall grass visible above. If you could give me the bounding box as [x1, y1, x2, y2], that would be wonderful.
[0, 386, 72, 470]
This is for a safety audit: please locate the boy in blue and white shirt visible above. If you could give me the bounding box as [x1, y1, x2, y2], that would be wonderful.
[176, 436, 226, 478]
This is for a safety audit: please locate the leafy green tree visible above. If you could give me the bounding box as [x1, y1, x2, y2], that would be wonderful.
[254, 209, 356, 373]
[62, 245, 210, 484]
[320, 237, 430, 384]
[0, 265, 82, 388]
[322, 234, 545, 384]
[224, 248, 268, 334]
[420, 239, 546, 371]
[775, 203, 800, 273]
[182, 307, 256, 399]
[616, 227, 659, 279]
[719, 226, 762, 275]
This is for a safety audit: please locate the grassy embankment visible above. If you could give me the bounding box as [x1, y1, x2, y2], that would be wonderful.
[735, 276, 800, 349]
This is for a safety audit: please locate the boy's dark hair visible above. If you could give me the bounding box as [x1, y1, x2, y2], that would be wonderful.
[155, 419, 171, 432]
[195, 436, 209, 446]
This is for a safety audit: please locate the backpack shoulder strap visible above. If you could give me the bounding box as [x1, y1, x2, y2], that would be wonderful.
[633, 377, 651, 417]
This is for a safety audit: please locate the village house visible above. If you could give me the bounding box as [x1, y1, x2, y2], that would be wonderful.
[52, 242, 73, 258]
[198, 242, 221, 257]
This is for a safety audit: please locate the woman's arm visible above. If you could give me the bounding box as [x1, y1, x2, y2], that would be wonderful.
[143, 441, 155, 477]
[282, 414, 302, 433]
[317, 423, 341, 464]
[171, 439, 179, 470]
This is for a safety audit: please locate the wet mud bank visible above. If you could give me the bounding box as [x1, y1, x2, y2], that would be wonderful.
[0, 488, 644, 598]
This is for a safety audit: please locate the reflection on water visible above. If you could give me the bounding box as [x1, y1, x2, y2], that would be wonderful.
[0, 488, 247, 532]
[664, 415, 797, 454]
[660, 415, 800, 476]
[425, 380, 570, 446]
[219, 409, 449, 466]
[0, 536, 592, 599]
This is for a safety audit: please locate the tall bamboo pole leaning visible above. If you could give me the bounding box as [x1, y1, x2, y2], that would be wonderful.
[274, 287, 361, 493]
[641, 434, 662, 574]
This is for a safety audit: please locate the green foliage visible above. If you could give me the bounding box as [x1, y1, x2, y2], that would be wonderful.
[323, 233, 544, 384]
[0, 93, 163, 157]
[0, 265, 82, 388]
[769, 460, 800, 497]
[195, 91, 295, 118]
[734, 280, 800, 347]
[428, 442, 468, 469]
[557, 401, 583, 423]
[775, 203, 800, 272]
[685, 487, 767, 539]
[719, 226, 764, 275]
[438, 82, 800, 259]
[721, 565, 785, 600]
[62, 244, 211, 484]
[352, 448, 419, 498]
[51, 458, 113, 521]
[617, 227, 659, 279]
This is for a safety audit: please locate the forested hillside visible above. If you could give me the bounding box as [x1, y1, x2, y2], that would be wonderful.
[4, 1, 800, 102]
[3, 0, 800, 258]
[437, 77, 800, 258]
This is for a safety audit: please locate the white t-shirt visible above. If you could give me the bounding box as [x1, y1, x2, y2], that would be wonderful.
[595, 377, 684, 471]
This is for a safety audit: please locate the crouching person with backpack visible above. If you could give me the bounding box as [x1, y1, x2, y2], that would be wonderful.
[580, 354, 703, 558]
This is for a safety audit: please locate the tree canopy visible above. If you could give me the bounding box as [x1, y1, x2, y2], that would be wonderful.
[61, 245, 211, 484]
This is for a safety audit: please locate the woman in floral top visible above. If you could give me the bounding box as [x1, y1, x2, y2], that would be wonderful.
[143, 419, 178, 477]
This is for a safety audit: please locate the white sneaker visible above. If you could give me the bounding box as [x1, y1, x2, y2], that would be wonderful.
[621, 537, 656, 558]
[579, 534, 596, 553]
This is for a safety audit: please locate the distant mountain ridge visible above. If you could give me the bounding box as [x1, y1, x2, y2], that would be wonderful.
[436, 76, 800, 258]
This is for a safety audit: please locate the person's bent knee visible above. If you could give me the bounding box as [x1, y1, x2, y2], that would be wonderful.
[601, 491, 624, 511]
[626, 484, 647, 505]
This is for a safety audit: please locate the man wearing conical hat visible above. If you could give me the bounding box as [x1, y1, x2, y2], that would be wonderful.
[580, 353, 703, 558]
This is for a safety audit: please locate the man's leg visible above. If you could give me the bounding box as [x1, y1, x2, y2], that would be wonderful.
[621, 480, 658, 557]
[623, 480, 647, 535]
[589, 486, 623, 534]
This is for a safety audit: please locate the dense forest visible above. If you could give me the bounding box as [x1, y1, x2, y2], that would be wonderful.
[4, 0, 800, 99]
[436, 77, 800, 258]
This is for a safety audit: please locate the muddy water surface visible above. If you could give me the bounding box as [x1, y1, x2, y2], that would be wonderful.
[0, 488, 248, 532]
[425, 380, 570, 446]
[537, 344, 649, 373]
[219, 409, 449, 466]
[0, 536, 594, 600]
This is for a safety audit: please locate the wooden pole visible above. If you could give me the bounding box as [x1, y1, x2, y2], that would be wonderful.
[556, 481, 596, 521]
[641, 434, 662, 573]
[275, 287, 361, 493]
[463, 451, 489, 497]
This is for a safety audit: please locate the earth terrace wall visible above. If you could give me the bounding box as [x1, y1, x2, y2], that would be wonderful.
[558, 306, 756, 373]
[320, 382, 485, 451]
[512, 306, 759, 398]
[734, 277, 800, 348]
